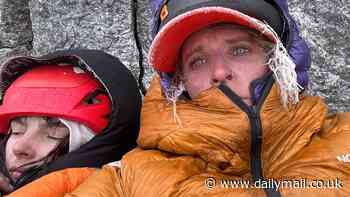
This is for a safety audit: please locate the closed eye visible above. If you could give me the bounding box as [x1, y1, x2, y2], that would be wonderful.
[10, 118, 26, 135]
[47, 135, 66, 141]
[11, 131, 24, 136]
[47, 121, 69, 140]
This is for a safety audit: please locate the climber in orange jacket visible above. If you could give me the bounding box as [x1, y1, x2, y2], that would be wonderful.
[11, 0, 350, 196]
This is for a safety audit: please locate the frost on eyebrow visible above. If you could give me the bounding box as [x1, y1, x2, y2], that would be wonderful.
[207, 22, 274, 48]
[11, 117, 26, 125]
[181, 45, 206, 68]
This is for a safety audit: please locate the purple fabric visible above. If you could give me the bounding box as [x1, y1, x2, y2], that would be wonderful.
[275, 0, 311, 89]
[149, 0, 311, 100]
[149, 0, 164, 38]
[149, 0, 163, 12]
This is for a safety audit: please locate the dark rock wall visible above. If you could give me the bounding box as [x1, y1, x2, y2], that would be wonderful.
[0, 0, 349, 112]
[0, 0, 32, 58]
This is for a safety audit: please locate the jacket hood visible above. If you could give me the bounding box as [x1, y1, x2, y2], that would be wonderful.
[0, 49, 142, 189]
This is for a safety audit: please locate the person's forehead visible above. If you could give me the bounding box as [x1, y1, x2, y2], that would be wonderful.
[203, 23, 256, 33]
[12, 116, 56, 126]
[181, 23, 257, 53]
[190, 23, 256, 41]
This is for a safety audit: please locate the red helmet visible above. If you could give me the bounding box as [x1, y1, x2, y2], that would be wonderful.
[0, 65, 111, 134]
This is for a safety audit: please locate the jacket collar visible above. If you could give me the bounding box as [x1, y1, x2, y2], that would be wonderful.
[138, 75, 327, 177]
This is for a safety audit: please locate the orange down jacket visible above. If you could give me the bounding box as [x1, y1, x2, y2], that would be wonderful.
[6, 167, 94, 197]
[61, 76, 350, 196]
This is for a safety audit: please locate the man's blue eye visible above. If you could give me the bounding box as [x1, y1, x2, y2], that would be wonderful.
[189, 58, 207, 70]
[232, 47, 249, 56]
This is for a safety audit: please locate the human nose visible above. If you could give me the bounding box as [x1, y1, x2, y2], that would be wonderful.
[12, 133, 36, 160]
[210, 55, 233, 86]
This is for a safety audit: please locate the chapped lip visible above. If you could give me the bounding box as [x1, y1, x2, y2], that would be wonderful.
[9, 159, 47, 174]
[9, 170, 22, 180]
[9, 164, 35, 180]
[9, 165, 30, 174]
[8, 168, 25, 178]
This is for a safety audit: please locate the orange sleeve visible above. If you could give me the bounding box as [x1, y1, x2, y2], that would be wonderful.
[6, 167, 95, 197]
[65, 165, 122, 197]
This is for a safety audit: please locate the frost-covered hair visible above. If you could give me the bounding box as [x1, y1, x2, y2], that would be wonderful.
[263, 24, 302, 107]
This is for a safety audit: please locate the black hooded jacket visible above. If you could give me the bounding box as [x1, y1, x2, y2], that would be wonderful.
[0, 49, 142, 191]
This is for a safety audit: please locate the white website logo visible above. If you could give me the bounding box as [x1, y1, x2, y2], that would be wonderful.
[337, 154, 350, 163]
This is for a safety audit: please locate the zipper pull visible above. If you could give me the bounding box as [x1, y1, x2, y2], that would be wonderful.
[251, 105, 262, 140]
[250, 105, 258, 119]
